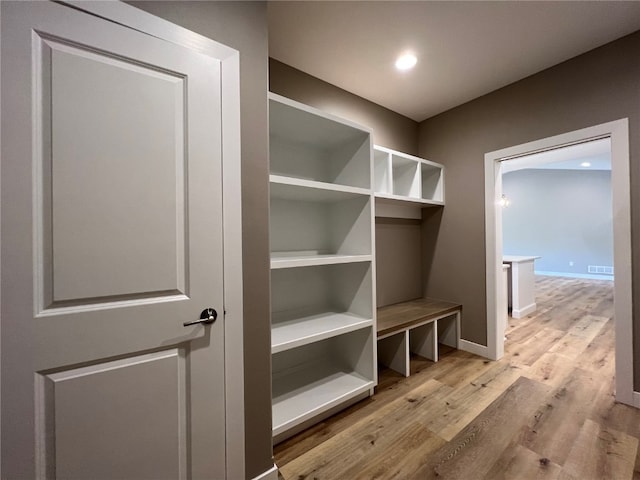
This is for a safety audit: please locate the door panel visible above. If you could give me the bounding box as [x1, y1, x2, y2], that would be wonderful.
[40, 350, 186, 480]
[47, 38, 186, 304]
[2, 2, 226, 478]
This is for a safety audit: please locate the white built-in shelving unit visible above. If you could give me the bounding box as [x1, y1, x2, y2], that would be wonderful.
[373, 145, 444, 213]
[269, 93, 377, 442]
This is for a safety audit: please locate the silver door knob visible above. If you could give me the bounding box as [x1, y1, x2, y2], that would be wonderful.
[183, 308, 217, 327]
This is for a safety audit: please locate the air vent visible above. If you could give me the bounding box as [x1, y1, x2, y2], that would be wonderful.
[587, 265, 614, 275]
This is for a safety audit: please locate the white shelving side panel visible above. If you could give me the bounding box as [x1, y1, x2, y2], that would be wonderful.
[272, 360, 374, 437]
[271, 253, 372, 269]
[373, 148, 392, 194]
[272, 312, 373, 354]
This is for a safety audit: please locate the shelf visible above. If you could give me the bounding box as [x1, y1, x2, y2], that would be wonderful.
[270, 191, 372, 258]
[271, 253, 372, 269]
[375, 193, 444, 208]
[271, 262, 373, 326]
[269, 93, 372, 189]
[270, 175, 370, 202]
[272, 359, 374, 436]
[268, 93, 376, 443]
[376, 297, 462, 338]
[269, 93, 371, 151]
[272, 311, 372, 354]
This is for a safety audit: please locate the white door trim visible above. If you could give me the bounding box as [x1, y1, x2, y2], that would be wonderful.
[484, 119, 633, 406]
[63, 1, 245, 475]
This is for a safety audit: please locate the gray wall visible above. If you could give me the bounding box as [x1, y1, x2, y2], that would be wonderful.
[128, 2, 272, 477]
[269, 59, 419, 155]
[502, 169, 613, 277]
[419, 31, 640, 386]
[376, 219, 423, 307]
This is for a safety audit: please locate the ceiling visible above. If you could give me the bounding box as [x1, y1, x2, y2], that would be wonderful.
[268, 1, 640, 122]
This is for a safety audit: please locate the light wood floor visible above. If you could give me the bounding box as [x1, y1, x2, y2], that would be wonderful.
[274, 275, 640, 479]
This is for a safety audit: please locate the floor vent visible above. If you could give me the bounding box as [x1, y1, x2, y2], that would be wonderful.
[587, 265, 614, 275]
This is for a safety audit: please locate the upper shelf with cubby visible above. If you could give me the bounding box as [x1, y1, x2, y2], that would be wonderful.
[269, 93, 372, 191]
[373, 145, 445, 208]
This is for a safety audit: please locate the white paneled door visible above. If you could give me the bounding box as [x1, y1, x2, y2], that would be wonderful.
[2, 2, 229, 478]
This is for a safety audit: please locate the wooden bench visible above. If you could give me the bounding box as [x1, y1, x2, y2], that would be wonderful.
[377, 298, 462, 377]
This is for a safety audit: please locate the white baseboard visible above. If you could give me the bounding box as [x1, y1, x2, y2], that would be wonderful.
[459, 339, 490, 358]
[512, 303, 536, 318]
[631, 391, 640, 409]
[252, 464, 278, 480]
[535, 270, 614, 281]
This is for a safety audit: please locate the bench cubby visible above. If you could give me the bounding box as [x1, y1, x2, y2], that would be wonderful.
[376, 298, 461, 376]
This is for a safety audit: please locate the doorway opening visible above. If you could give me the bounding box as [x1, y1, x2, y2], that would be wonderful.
[484, 119, 633, 406]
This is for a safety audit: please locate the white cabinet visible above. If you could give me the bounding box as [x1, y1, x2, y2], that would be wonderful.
[269, 93, 376, 442]
[373, 145, 444, 209]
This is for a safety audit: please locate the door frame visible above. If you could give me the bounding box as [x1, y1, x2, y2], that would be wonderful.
[61, 1, 246, 475]
[484, 119, 634, 406]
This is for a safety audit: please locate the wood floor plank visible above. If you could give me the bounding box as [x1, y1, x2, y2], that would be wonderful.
[548, 314, 609, 360]
[416, 377, 552, 479]
[337, 424, 445, 480]
[508, 327, 565, 367]
[428, 352, 492, 388]
[483, 444, 564, 480]
[519, 368, 601, 465]
[526, 352, 575, 387]
[426, 361, 523, 441]
[575, 317, 615, 376]
[278, 379, 451, 479]
[634, 445, 640, 480]
[561, 419, 638, 480]
[590, 372, 640, 441]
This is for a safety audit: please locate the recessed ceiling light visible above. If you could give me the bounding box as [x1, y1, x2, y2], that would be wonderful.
[395, 53, 417, 71]
[581, 162, 591, 167]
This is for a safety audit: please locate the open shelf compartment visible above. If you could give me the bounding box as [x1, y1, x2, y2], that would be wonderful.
[272, 328, 375, 438]
[392, 154, 420, 198]
[272, 311, 373, 354]
[270, 182, 373, 262]
[269, 93, 372, 189]
[271, 262, 374, 322]
[372, 145, 445, 207]
[421, 162, 444, 202]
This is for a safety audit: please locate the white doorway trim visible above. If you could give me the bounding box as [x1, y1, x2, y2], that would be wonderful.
[65, 1, 246, 475]
[484, 119, 633, 406]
